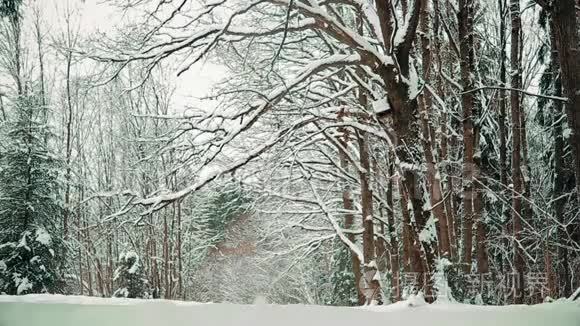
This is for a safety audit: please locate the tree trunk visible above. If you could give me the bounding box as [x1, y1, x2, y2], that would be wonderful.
[498, 0, 510, 274]
[510, 0, 525, 304]
[107, 235, 114, 296]
[163, 213, 170, 299]
[400, 179, 420, 274]
[437, 42, 458, 262]
[372, 158, 388, 274]
[420, 0, 451, 259]
[357, 105, 381, 305]
[177, 200, 183, 299]
[458, 0, 478, 274]
[549, 19, 572, 299]
[9, 14, 23, 95]
[337, 110, 365, 305]
[386, 163, 400, 301]
[552, 0, 580, 203]
[64, 50, 73, 240]
[375, 0, 436, 302]
[85, 220, 93, 296]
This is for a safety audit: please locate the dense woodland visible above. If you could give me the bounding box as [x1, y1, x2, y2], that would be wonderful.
[0, 0, 579, 306]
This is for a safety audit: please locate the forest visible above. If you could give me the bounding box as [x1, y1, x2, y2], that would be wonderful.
[0, 0, 579, 307]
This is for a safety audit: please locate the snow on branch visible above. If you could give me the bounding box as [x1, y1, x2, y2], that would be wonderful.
[298, 164, 365, 264]
[460, 86, 568, 102]
[136, 117, 314, 212]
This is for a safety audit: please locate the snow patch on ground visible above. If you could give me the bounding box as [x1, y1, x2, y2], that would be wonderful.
[0, 294, 578, 326]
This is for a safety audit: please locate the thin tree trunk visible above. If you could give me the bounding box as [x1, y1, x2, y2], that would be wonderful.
[400, 180, 417, 274]
[343, 178, 364, 305]
[78, 205, 83, 295]
[373, 158, 388, 274]
[63, 50, 73, 240]
[386, 163, 400, 301]
[437, 45, 458, 262]
[510, 0, 525, 304]
[357, 104, 381, 304]
[85, 220, 93, 296]
[163, 213, 170, 299]
[498, 1, 508, 192]
[420, 0, 450, 259]
[549, 19, 572, 299]
[177, 200, 183, 299]
[10, 14, 23, 95]
[107, 235, 114, 296]
[498, 0, 510, 274]
[458, 0, 477, 273]
[34, 20, 45, 106]
[475, 203, 489, 273]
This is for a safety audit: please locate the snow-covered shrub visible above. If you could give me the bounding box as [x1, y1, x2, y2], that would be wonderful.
[113, 251, 149, 299]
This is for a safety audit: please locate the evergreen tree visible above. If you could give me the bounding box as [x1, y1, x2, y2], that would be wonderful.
[0, 0, 21, 17]
[200, 182, 251, 244]
[329, 240, 357, 306]
[0, 95, 64, 295]
[113, 251, 148, 299]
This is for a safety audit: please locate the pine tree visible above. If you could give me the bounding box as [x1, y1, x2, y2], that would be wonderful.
[0, 95, 64, 295]
[201, 182, 250, 244]
[113, 251, 148, 299]
[0, 0, 21, 17]
[329, 241, 357, 306]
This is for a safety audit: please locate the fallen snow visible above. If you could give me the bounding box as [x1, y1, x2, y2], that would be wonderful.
[0, 294, 578, 326]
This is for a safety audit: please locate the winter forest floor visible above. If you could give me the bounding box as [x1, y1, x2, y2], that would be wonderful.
[0, 294, 579, 326]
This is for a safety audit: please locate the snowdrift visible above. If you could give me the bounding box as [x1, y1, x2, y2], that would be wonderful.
[0, 294, 579, 326]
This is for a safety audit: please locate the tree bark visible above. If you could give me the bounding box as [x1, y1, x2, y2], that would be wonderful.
[510, 0, 525, 304]
[436, 34, 458, 261]
[552, 0, 580, 203]
[375, 0, 436, 301]
[420, 0, 451, 259]
[357, 100, 381, 304]
[63, 49, 73, 240]
[374, 158, 388, 274]
[177, 200, 183, 299]
[386, 163, 400, 301]
[498, 0, 510, 274]
[337, 110, 365, 305]
[549, 18, 572, 299]
[458, 0, 478, 273]
[163, 213, 170, 299]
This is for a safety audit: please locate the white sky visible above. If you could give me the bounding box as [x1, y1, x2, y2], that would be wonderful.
[34, 0, 226, 110]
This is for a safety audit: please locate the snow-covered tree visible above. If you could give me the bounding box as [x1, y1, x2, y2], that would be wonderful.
[329, 241, 358, 306]
[113, 251, 149, 299]
[0, 0, 20, 17]
[0, 94, 64, 295]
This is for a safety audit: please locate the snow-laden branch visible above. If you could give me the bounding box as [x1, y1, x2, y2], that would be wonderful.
[136, 116, 315, 212]
[298, 164, 365, 263]
[460, 86, 568, 102]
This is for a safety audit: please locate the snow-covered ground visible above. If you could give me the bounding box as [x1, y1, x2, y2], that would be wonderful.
[0, 294, 578, 326]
